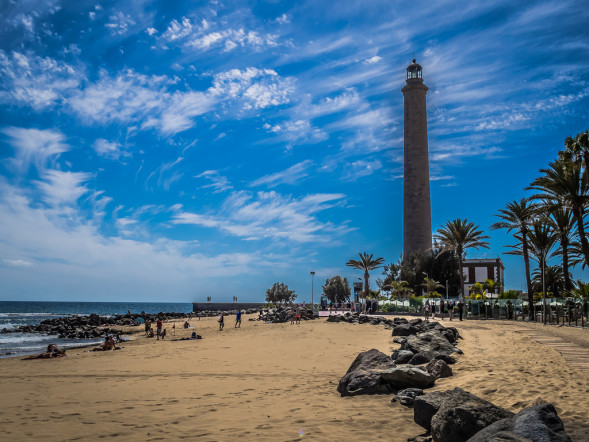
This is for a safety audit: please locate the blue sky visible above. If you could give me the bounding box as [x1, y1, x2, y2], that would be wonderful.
[0, 0, 588, 302]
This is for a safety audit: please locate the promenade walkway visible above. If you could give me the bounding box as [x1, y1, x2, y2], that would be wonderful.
[518, 327, 589, 374]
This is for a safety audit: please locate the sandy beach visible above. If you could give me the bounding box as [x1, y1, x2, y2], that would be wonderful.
[0, 315, 588, 441]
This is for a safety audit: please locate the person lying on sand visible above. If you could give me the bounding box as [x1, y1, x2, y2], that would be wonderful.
[92, 336, 118, 351]
[171, 331, 202, 341]
[23, 344, 67, 360]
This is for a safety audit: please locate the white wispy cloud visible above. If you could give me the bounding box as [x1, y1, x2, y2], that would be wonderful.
[172, 190, 351, 243]
[93, 138, 129, 160]
[0, 51, 81, 110]
[146, 157, 184, 191]
[2, 127, 68, 173]
[35, 170, 92, 207]
[105, 11, 136, 36]
[250, 160, 313, 188]
[196, 170, 233, 193]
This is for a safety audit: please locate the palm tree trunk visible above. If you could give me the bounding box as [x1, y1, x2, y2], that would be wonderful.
[364, 271, 369, 300]
[458, 247, 464, 298]
[561, 236, 572, 292]
[522, 237, 534, 321]
[574, 206, 589, 268]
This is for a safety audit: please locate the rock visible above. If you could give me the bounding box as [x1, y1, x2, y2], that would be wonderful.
[337, 349, 396, 397]
[392, 349, 414, 364]
[426, 359, 452, 378]
[391, 388, 424, 407]
[409, 318, 423, 326]
[392, 324, 421, 337]
[433, 354, 457, 365]
[414, 389, 465, 431]
[467, 403, 571, 442]
[393, 337, 407, 345]
[344, 349, 396, 374]
[337, 370, 392, 397]
[380, 366, 436, 389]
[403, 330, 463, 357]
[427, 388, 514, 441]
[408, 352, 434, 365]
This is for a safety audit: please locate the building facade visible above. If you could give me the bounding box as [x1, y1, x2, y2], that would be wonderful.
[402, 59, 432, 258]
[462, 258, 505, 295]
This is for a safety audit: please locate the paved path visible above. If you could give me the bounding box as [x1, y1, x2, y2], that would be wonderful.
[519, 328, 589, 374]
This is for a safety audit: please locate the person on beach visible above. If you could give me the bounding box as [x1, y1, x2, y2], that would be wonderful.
[290, 308, 295, 325]
[457, 300, 464, 321]
[448, 301, 454, 321]
[235, 310, 242, 328]
[218, 313, 224, 331]
[92, 336, 116, 351]
[424, 301, 431, 321]
[145, 320, 151, 336]
[156, 318, 163, 340]
[161, 329, 167, 340]
[23, 344, 67, 359]
[439, 299, 445, 320]
[295, 305, 301, 325]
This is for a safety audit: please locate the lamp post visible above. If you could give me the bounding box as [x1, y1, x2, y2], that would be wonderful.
[310, 271, 315, 307]
[542, 257, 546, 325]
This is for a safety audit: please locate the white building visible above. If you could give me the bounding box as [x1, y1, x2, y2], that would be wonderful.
[462, 258, 505, 295]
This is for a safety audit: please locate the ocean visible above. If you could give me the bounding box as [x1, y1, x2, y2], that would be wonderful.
[0, 301, 193, 359]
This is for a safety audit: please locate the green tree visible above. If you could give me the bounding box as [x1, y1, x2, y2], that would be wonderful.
[346, 252, 385, 303]
[528, 159, 589, 267]
[569, 279, 589, 300]
[322, 276, 351, 304]
[491, 198, 537, 313]
[422, 277, 444, 296]
[532, 265, 565, 298]
[526, 219, 558, 305]
[468, 282, 485, 300]
[435, 219, 490, 299]
[383, 280, 412, 300]
[265, 282, 296, 305]
[559, 129, 589, 176]
[544, 205, 576, 291]
[482, 278, 499, 294]
[498, 289, 520, 299]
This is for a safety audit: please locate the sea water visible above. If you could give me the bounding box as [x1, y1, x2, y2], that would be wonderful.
[0, 301, 193, 358]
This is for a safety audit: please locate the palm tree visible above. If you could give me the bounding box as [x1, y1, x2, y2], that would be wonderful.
[559, 129, 589, 175]
[528, 160, 589, 267]
[532, 265, 565, 298]
[491, 198, 537, 314]
[422, 277, 444, 296]
[527, 219, 558, 317]
[545, 205, 576, 291]
[346, 253, 385, 304]
[435, 219, 490, 299]
[384, 280, 412, 300]
[570, 279, 589, 300]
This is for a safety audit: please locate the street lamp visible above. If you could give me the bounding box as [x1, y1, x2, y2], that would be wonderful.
[310, 271, 315, 307]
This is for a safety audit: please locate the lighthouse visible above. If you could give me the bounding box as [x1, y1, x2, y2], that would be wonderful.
[402, 59, 432, 258]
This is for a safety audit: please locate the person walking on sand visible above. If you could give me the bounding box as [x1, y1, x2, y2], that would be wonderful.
[290, 308, 295, 325]
[156, 318, 163, 340]
[235, 310, 242, 328]
[295, 304, 301, 325]
[457, 299, 464, 321]
[448, 301, 454, 321]
[439, 299, 445, 320]
[218, 313, 224, 331]
[424, 300, 431, 321]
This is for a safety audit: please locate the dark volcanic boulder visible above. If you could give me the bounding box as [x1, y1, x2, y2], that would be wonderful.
[433, 353, 457, 365]
[392, 324, 420, 337]
[408, 352, 434, 365]
[428, 388, 514, 442]
[337, 349, 396, 397]
[380, 366, 436, 389]
[344, 349, 396, 374]
[467, 403, 571, 442]
[409, 318, 423, 326]
[391, 388, 424, 407]
[392, 349, 414, 364]
[337, 370, 392, 397]
[426, 359, 453, 378]
[403, 330, 462, 357]
[413, 390, 455, 430]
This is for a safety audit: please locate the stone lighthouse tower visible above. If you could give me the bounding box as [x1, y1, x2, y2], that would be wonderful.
[402, 59, 432, 258]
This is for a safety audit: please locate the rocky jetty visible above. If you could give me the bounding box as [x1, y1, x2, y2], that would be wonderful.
[412, 388, 571, 442]
[253, 307, 315, 323]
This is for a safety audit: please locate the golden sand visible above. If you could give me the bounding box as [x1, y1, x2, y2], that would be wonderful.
[0, 315, 588, 441]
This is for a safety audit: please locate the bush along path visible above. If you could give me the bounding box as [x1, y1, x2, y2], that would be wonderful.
[330, 314, 572, 441]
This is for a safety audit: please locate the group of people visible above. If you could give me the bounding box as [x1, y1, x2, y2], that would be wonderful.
[23, 344, 67, 360]
[217, 310, 242, 331]
[424, 299, 464, 321]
